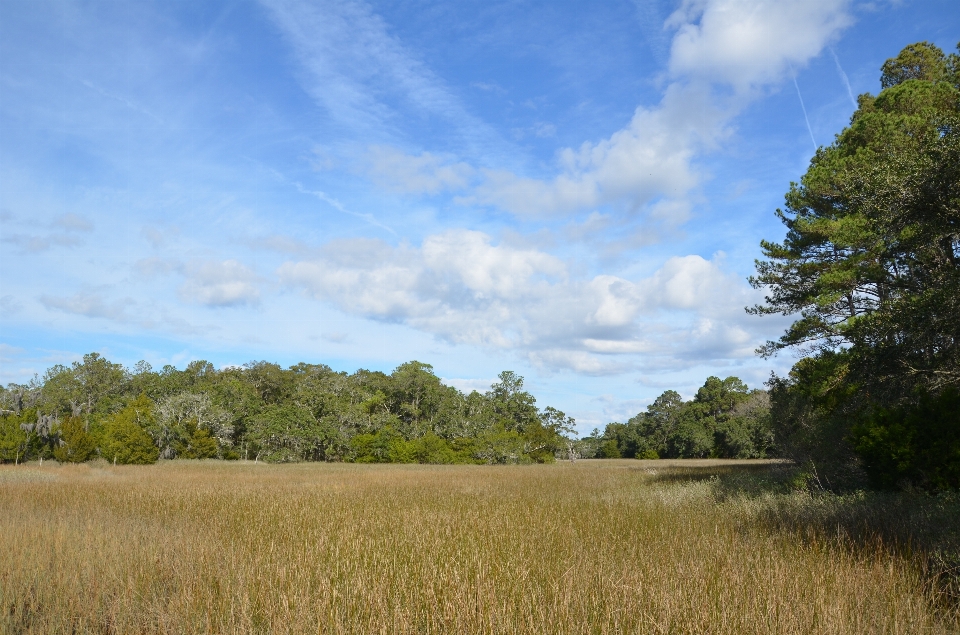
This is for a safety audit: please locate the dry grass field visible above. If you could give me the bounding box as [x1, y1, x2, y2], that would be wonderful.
[1, 459, 958, 634]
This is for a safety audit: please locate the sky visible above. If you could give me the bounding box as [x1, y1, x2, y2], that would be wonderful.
[1, 0, 957, 434]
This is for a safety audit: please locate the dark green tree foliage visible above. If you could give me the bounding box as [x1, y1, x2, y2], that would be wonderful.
[588, 377, 773, 459]
[53, 417, 96, 463]
[751, 42, 960, 490]
[100, 396, 159, 465]
[0, 354, 571, 465]
[852, 388, 960, 490]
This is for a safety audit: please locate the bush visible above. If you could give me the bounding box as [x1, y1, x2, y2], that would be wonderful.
[851, 389, 960, 491]
[0, 415, 29, 463]
[101, 398, 160, 465]
[53, 417, 96, 463]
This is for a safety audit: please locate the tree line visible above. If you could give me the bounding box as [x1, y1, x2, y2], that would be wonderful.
[0, 353, 776, 466]
[580, 376, 773, 460]
[0, 356, 575, 465]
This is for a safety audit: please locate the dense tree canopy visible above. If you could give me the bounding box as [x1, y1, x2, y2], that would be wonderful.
[0, 354, 573, 465]
[751, 42, 960, 490]
[583, 376, 774, 461]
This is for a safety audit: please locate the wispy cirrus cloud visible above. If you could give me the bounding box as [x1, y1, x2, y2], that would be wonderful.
[258, 0, 505, 157]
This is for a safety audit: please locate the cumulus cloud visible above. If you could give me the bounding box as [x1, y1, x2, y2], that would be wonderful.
[178, 260, 261, 308]
[667, 0, 853, 91]
[278, 230, 769, 373]
[486, 0, 849, 219]
[467, 82, 721, 218]
[134, 257, 263, 308]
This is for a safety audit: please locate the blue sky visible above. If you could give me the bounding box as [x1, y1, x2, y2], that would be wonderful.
[1, 0, 957, 433]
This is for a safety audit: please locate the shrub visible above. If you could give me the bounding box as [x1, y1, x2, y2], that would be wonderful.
[101, 398, 160, 465]
[53, 417, 96, 463]
[851, 388, 960, 491]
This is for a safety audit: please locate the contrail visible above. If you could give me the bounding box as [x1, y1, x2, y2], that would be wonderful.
[240, 158, 398, 236]
[295, 182, 396, 235]
[791, 72, 818, 153]
[829, 47, 857, 109]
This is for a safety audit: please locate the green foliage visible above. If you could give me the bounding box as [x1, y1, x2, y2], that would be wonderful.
[53, 417, 96, 463]
[248, 404, 332, 463]
[751, 41, 960, 491]
[767, 352, 866, 490]
[100, 396, 160, 465]
[0, 415, 29, 463]
[598, 438, 621, 458]
[473, 425, 529, 464]
[592, 377, 773, 460]
[880, 41, 949, 88]
[851, 388, 960, 491]
[3, 353, 570, 466]
[750, 41, 960, 401]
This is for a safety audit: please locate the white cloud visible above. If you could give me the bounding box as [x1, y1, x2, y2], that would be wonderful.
[178, 260, 261, 308]
[367, 146, 473, 195]
[445, 0, 850, 221]
[278, 230, 771, 374]
[38, 290, 202, 334]
[1, 213, 96, 252]
[642, 254, 743, 311]
[260, 0, 851, 223]
[40, 291, 136, 323]
[667, 0, 853, 92]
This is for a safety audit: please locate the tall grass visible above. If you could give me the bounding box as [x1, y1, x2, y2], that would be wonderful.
[1, 459, 957, 634]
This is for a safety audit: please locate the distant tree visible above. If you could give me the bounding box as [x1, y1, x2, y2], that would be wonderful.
[0, 413, 29, 464]
[101, 396, 160, 465]
[248, 403, 331, 462]
[20, 413, 61, 464]
[153, 392, 233, 459]
[488, 371, 540, 433]
[40, 353, 128, 421]
[594, 377, 771, 460]
[53, 417, 96, 463]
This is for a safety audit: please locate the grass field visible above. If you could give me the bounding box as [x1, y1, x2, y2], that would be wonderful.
[2, 459, 958, 634]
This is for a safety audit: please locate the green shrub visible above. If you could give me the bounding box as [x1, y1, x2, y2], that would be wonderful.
[851, 389, 960, 491]
[101, 397, 160, 465]
[53, 417, 96, 463]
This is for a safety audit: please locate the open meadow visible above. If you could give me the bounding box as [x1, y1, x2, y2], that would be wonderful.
[2, 459, 959, 634]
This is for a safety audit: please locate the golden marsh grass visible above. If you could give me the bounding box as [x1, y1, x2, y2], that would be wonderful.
[1, 459, 957, 634]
